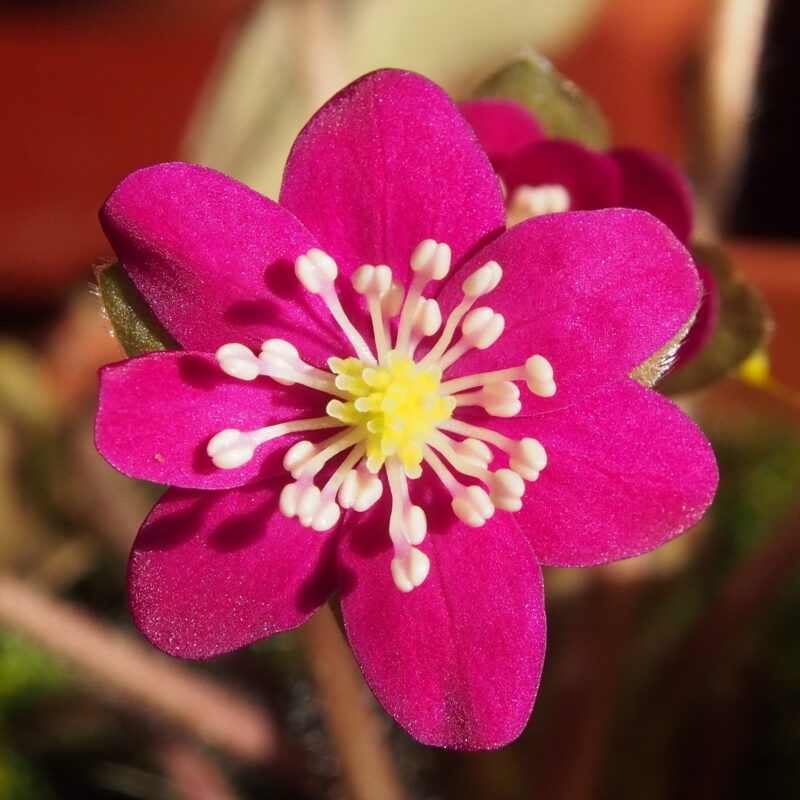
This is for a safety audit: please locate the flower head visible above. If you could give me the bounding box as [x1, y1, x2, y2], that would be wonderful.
[95, 69, 717, 749]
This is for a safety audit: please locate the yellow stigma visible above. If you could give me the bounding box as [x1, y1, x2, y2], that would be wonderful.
[326, 351, 455, 478]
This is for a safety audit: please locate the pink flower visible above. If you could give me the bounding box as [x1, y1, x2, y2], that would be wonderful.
[95, 70, 717, 750]
[460, 97, 717, 369]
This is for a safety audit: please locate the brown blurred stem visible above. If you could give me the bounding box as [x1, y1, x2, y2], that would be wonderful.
[534, 570, 642, 799]
[649, 502, 800, 716]
[300, 603, 408, 800]
[155, 738, 242, 800]
[0, 571, 277, 763]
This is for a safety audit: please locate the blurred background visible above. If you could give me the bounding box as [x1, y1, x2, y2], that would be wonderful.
[0, 0, 799, 798]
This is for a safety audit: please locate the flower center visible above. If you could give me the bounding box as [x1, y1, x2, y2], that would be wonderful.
[507, 184, 571, 226]
[206, 240, 556, 592]
[326, 353, 454, 478]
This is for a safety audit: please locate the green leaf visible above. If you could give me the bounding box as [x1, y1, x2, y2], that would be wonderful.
[658, 242, 773, 395]
[472, 51, 610, 149]
[95, 262, 178, 358]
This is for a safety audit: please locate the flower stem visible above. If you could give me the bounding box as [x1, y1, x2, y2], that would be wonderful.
[300, 603, 408, 800]
[0, 571, 277, 763]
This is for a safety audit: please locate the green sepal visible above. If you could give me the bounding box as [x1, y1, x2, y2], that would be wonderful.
[95, 261, 179, 358]
[658, 243, 773, 396]
[472, 51, 610, 150]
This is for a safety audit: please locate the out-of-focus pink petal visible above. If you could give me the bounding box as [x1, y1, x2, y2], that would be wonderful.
[96, 352, 328, 489]
[494, 379, 717, 566]
[503, 140, 621, 210]
[436, 209, 701, 414]
[101, 162, 348, 364]
[672, 262, 719, 369]
[280, 69, 505, 288]
[459, 98, 545, 170]
[610, 148, 694, 243]
[129, 483, 337, 659]
[339, 484, 546, 750]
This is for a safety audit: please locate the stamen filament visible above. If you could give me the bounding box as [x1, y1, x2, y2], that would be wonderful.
[319, 285, 378, 365]
[439, 366, 523, 395]
[365, 293, 392, 363]
[207, 416, 343, 470]
[395, 273, 427, 355]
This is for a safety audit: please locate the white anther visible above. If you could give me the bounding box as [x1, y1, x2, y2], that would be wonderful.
[258, 339, 301, 385]
[461, 307, 505, 349]
[412, 298, 442, 337]
[215, 343, 260, 381]
[489, 469, 526, 511]
[480, 381, 521, 417]
[509, 437, 548, 481]
[279, 482, 300, 517]
[283, 440, 316, 476]
[296, 484, 322, 524]
[403, 505, 427, 545]
[260, 338, 299, 361]
[524, 355, 557, 397]
[352, 264, 392, 296]
[391, 547, 431, 593]
[452, 438, 493, 469]
[410, 240, 451, 280]
[461, 261, 502, 298]
[311, 501, 341, 531]
[338, 465, 383, 511]
[381, 281, 404, 317]
[295, 249, 338, 293]
[451, 485, 495, 527]
[207, 428, 256, 469]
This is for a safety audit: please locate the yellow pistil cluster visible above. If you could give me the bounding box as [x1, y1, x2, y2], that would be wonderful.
[327, 351, 455, 477]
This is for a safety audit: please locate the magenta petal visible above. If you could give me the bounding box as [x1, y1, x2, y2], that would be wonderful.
[339, 495, 545, 750]
[96, 352, 327, 489]
[503, 140, 621, 210]
[101, 162, 348, 362]
[280, 69, 506, 285]
[438, 209, 702, 414]
[499, 379, 718, 566]
[609, 148, 694, 243]
[129, 483, 337, 658]
[459, 98, 545, 171]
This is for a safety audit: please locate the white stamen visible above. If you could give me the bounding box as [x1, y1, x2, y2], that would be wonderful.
[448, 436, 494, 469]
[488, 468, 525, 511]
[352, 264, 394, 362]
[207, 429, 256, 469]
[453, 381, 521, 417]
[452, 485, 495, 527]
[391, 547, 430, 593]
[436, 307, 505, 371]
[208, 417, 342, 470]
[338, 462, 384, 511]
[283, 440, 317, 474]
[525, 355, 557, 397]
[294, 248, 338, 293]
[461, 261, 502, 298]
[411, 298, 442, 340]
[438, 353, 555, 398]
[509, 437, 548, 480]
[381, 280, 404, 317]
[410, 239, 451, 281]
[294, 249, 377, 365]
[418, 261, 503, 368]
[216, 343, 261, 381]
[396, 241, 452, 354]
